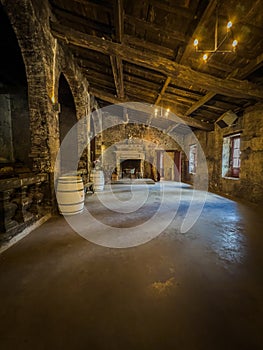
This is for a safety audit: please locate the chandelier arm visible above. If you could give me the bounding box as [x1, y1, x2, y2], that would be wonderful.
[216, 31, 231, 51]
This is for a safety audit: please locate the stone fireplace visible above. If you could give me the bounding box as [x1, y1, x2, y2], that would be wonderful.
[115, 141, 145, 179]
[120, 159, 141, 178]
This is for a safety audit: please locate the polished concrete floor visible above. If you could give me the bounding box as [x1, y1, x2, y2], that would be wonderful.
[0, 182, 263, 350]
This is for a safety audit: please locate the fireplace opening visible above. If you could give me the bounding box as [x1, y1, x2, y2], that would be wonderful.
[120, 159, 141, 178]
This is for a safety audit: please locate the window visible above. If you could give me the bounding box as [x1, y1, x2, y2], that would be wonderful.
[189, 144, 197, 174]
[222, 134, 241, 178]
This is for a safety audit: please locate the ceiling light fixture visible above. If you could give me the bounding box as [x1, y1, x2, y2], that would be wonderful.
[193, 1, 238, 61]
[153, 106, 170, 118]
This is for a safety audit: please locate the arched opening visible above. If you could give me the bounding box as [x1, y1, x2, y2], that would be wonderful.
[0, 4, 30, 177]
[58, 73, 77, 174]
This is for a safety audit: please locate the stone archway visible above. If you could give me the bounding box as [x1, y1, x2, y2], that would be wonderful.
[58, 56, 91, 180]
[1, 0, 54, 174]
[0, 0, 91, 211]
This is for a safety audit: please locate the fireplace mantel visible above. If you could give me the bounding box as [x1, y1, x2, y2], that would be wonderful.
[114, 141, 145, 179]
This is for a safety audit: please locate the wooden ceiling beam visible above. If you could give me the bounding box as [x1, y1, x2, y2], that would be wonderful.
[125, 83, 157, 99]
[162, 94, 195, 106]
[115, 0, 123, 43]
[148, 0, 193, 19]
[124, 75, 160, 90]
[191, 108, 220, 121]
[166, 86, 202, 100]
[239, 0, 262, 23]
[180, 0, 218, 64]
[237, 52, 263, 79]
[73, 0, 113, 11]
[79, 62, 113, 79]
[51, 6, 113, 36]
[130, 104, 213, 131]
[124, 64, 164, 82]
[110, 55, 124, 98]
[184, 52, 263, 116]
[155, 77, 171, 105]
[154, 0, 222, 110]
[50, 22, 263, 101]
[185, 91, 216, 116]
[124, 14, 189, 43]
[183, 0, 263, 117]
[90, 88, 126, 104]
[89, 89, 213, 131]
[187, 57, 234, 74]
[155, 0, 217, 109]
[110, 0, 124, 99]
[84, 76, 115, 90]
[123, 35, 174, 59]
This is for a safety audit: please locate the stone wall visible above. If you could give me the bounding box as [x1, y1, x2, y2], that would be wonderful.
[10, 89, 31, 168]
[101, 123, 183, 182]
[183, 104, 263, 205]
[1, 0, 90, 176]
[0, 0, 92, 240]
[0, 94, 13, 162]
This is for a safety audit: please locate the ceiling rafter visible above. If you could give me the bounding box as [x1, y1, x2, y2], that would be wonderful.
[184, 52, 263, 116]
[185, 91, 216, 116]
[73, 0, 113, 11]
[50, 21, 263, 101]
[89, 88, 213, 131]
[123, 35, 174, 58]
[124, 14, 189, 43]
[51, 5, 113, 35]
[180, 0, 218, 64]
[148, 0, 194, 19]
[155, 77, 171, 105]
[183, 0, 263, 116]
[237, 52, 263, 79]
[110, 0, 124, 99]
[153, 0, 218, 111]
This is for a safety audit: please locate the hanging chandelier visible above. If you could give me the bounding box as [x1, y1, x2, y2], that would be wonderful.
[193, 1, 238, 62]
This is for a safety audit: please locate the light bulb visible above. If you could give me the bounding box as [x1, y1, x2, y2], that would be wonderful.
[232, 39, 238, 47]
[227, 21, 232, 29]
[194, 38, 198, 47]
[203, 54, 208, 61]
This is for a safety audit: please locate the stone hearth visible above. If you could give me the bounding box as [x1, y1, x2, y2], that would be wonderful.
[115, 141, 145, 180]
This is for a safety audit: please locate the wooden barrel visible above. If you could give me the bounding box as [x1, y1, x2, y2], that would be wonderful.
[56, 176, 84, 215]
[90, 170, 104, 192]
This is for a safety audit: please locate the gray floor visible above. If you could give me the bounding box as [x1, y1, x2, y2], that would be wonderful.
[0, 182, 263, 350]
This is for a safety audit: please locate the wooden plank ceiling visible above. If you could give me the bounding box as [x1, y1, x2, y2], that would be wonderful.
[49, 0, 263, 131]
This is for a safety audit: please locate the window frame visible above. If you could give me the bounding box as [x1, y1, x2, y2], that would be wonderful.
[189, 144, 197, 174]
[230, 135, 241, 178]
[222, 133, 241, 179]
